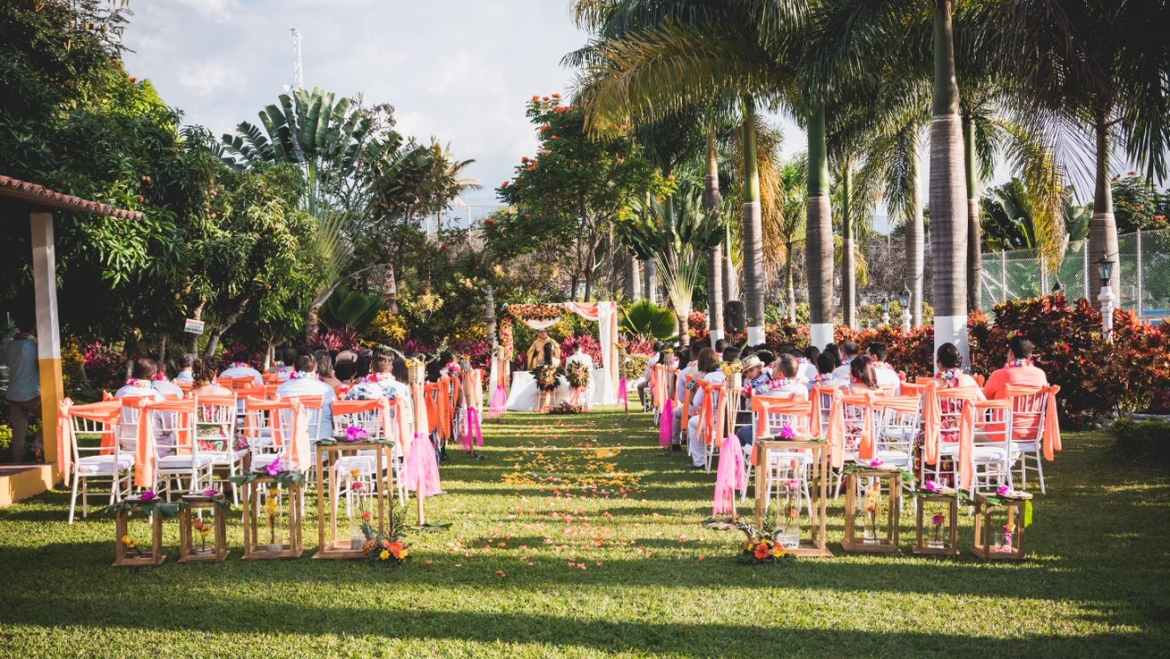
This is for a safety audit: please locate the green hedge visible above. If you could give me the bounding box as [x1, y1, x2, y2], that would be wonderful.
[1112, 419, 1170, 461]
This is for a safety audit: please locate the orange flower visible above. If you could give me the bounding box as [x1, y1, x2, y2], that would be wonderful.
[864, 503, 876, 514]
[754, 542, 771, 560]
[387, 540, 404, 558]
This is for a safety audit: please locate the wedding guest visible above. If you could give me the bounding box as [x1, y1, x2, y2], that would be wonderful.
[637, 341, 663, 409]
[4, 320, 40, 463]
[832, 341, 860, 380]
[810, 352, 842, 390]
[672, 343, 704, 447]
[687, 347, 725, 468]
[188, 358, 232, 397]
[934, 343, 983, 392]
[721, 345, 741, 363]
[983, 336, 1048, 400]
[219, 350, 263, 386]
[740, 356, 771, 397]
[334, 350, 359, 384]
[866, 341, 901, 395]
[276, 353, 336, 439]
[173, 353, 196, 383]
[764, 355, 808, 399]
[115, 358, 165, 401]
[150, 358, 184, 399]
[316, 350, 343, 390]
[800, 346, 821, 383]
[714, 338, 726, 360]
[848, 355, 880, 394]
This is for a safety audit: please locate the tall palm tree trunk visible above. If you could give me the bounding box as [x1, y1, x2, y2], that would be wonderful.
[841, 159, 857, 328]
[907, 171, 925, 327]
[644, 259, 658, 304]
[741, 97, 767, 345]
[806, 105, 834, 348]
[1089, 112, 1119, 303]
[722, 224, 738, 303]
[705, 128, 724, 345]
[930, 0, 969, 359]
[964, 116, 982, 313]
[785, 240, 796, 322]
[627, 252, 641, 300]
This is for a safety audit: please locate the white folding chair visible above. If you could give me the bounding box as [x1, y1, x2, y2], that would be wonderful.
[969, 399, 1014, 495]
[1006, 385, 1054, 494]
[151, 399, 215, 499]
[64, 401, 134, 523]
[194, 394, 244, 505]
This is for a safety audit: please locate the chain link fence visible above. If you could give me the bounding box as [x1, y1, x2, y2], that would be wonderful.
[980, 229, 1170, 323]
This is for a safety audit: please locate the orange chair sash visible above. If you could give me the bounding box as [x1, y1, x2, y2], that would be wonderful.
[56, 399, 123, 483]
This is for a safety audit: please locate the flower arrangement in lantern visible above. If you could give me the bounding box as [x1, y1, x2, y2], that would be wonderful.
[362, 506, 410, 567]
[841, 462, 910, 553]
[972, 486, 1033, 561]
[103, 490, 178, 567]
[752, 438, 832, 557]
[912, 480, 962, 556]
[231, 462, 305, 560]
[312, 434, 394, 560]
[733, 520, 795, 566]
[178, 489, 231, 563]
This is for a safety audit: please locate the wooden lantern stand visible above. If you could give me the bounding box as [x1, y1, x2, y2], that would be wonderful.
[112, 500, 167, 567]
[241, 476, 304, 560]
[972, 492, 1030, 561]
[313, 441, 393, 559]
[178, 495, 230, 563]
[913, 491, 961, 556]
[753, 439, 833, 557]
[842, 467, 904, 553]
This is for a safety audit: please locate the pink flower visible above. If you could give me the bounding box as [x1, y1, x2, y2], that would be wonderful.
[870, 458, 884, 468]
[923, 480, 940, 493]
[351, 481, 364, 492]
[996, 485, 1011, 496]
[779, 424, 795, 440]
[265, 460, 285, 478]
[932, 513, 946, 526]
[345, 425, 368, 442]
[785, 479, 799, 490]
[139, 490, 157, 502]
[202, 488, 218, 497]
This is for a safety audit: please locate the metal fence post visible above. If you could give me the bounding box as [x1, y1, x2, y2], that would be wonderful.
[1001, 251, 1008, 304]
[1136, 229, 1144, 319]
[1083, 242, 1090, 301]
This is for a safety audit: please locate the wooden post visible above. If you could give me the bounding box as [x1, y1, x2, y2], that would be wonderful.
[30, 212, 63, 475]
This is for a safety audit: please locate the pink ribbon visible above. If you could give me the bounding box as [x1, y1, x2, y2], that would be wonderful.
[462, 407, 484, 451]
[488, 384, 507, 419]
[403, 433, 442, 499]
[618, 377, 629, 411]
[660, 398, 674, 447]
[712, 434, 745, 516]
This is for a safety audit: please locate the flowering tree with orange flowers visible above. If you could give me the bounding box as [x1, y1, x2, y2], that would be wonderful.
[487, 95, 657, 300]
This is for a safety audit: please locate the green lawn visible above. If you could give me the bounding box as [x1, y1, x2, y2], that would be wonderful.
[1, 406, 1168, 658]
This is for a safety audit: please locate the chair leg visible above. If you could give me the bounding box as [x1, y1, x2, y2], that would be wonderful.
[1036, 451, 1046, 494]
[68, 475, 80, 524]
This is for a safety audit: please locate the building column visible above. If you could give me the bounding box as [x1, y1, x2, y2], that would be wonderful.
[30, 212, 63, 477]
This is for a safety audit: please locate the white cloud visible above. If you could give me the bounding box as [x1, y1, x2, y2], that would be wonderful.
[167, 0, 240, 23]
[178, 61, 244, 95]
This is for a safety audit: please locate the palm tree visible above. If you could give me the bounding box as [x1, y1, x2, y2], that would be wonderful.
[772, 155, 808, 320]
[1002, 0, 1170, 304]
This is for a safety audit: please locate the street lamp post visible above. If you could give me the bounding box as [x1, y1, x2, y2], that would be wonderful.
[881, 296, 891, 326]
[898, 287, 912, 333]
[1095, 251, 1116, 341]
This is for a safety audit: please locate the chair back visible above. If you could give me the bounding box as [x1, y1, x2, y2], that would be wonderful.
[840, 392, 881, 461]
[874, 395, 923, 457]
[64, 400, 124, 471]
[936, 386, 982, 440]
[695, 379, 727, 445]
[752, 396, 813, 440]
[332, 398, 388, 440]
[971, 399, 1012, 444]
[117, 396, 149, 449]
[1004, 385, 1048, 442]
[145, 398, 198, 458]
[283, 394, 326, 440]
[194, 394, 238, 453]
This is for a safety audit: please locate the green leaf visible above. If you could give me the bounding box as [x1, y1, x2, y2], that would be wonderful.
[1024, 500, 1034, 529]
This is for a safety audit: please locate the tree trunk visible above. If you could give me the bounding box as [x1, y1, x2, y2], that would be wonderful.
[964, 116, 982, 313]
[907, 172, 926, 327]
[644, 259, 658, 304]
[722, 224, 739, 303]
[1089, 112, 1119, 302]
[806, 104, 834, 347]
[741, 96, 766, 345]
[626, 252, 641, 300]
[187, 300, 205, 354]
[704, 126, 724, 344]
[158, 332, 169, 375]
[677, 312, 690, 349]
[382, 264, 399, 315]
[204, 297, 251, 358]
[841, 159, 857, 328]
[930, 0, 969, 357]
[785, 240, 796, 322]
[304, 306, 321, 346]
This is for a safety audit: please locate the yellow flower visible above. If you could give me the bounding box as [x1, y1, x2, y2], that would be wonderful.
[379, 549, 390, 561]
[268, 487, 279, 497]
[398, 549, 409, 559]
[772, 544, 786, 558]
[266, 499, 279, 516]
[121, 534, 133, 545]
[350, 468, 362, 480]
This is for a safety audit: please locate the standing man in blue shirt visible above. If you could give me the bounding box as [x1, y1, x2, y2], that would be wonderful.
[5, 320, 40, 463]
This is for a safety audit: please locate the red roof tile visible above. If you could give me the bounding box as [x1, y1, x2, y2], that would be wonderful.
[0, 175, 144, 220]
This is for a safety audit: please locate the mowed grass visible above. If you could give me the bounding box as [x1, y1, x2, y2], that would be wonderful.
[1, 405, 1168, 658]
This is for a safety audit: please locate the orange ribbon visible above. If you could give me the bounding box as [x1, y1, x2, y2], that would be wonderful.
[926, 385, 981, 467]
[695, 380, 725, 447]
[1005, 384, 1063, 461]
[56, 399, 123, 484]
[424, 383, 440, 435]
[750, 397, 813, 467]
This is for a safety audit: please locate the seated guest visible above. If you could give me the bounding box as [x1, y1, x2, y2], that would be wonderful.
[822, 344, 841, 369]
[188, 358, 232, 397]
[764, 354, 808, 399]
[832, 341, 861, 380]
[150, 360, 184, 399]
[800, 346, 821, 383]
[637, 341, 664, 409]
[848, 355, 881, 394]
[933, 343, 983, 392]
[174, 353, 196, 383]
[219, 350, 263, 386]
[756, 349, 775, 379]
[672, 343, 704, 447]
[316, 351, 343, 390]
[114, 358, 168, 454]
[983, 336, 1048, 400]
[740, 356, 772, 397]
[687, 348, 725, 468]
[810, 352, 844, 390]
[721, 344, 741, 363]
[276, 353, 336, 439]
[268, 347, 298, 381]
[866, 341, 901, 395]
[714, 338, 726, 360]
[334, 350, 359, 384]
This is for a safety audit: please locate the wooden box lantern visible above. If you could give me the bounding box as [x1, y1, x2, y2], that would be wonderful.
[178, 495, 230, 563]
[842, 467, 904, 553]
[112, 497, 167, 567]
[313, 441, 394, 559]
[753, 439, 833, 558]
[973, 492, 1030, 561]
[240, 475, 304, 560]
[913, 491, 961, 556]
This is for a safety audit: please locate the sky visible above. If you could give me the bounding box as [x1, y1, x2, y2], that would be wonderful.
[119, 0, 616, 224]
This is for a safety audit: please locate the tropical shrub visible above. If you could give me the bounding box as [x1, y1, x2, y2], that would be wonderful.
[620, 300, 676, 340]
[561, 335, 605, 366]
[82, 342, 126, 391]
[1112, 419, 1170, 461]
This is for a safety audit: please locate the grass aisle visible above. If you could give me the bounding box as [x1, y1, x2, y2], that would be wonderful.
[1, 405, 1169, 658]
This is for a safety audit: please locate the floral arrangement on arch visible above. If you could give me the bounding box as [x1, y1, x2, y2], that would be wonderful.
[361, 505, 410, 567]
[566, 360, 591, 389]
[734, 521, 794, 566]
[535, 364, 561, 392]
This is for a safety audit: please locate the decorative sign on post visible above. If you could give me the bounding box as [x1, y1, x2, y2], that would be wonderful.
[183, 318, 205, 335]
